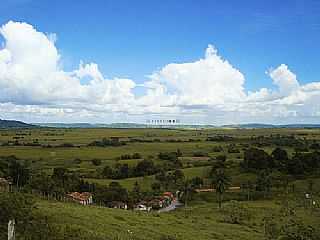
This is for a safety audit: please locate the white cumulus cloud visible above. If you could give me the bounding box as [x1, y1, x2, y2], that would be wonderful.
[148, 44, 246, 107]
[0, 21, 320, 124]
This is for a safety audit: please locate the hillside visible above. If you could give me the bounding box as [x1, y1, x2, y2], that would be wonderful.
[37, 199, 264, 240]
[0, 119, 35, 128]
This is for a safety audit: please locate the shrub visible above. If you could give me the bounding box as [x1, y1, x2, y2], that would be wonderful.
[221, 200, 251, 224]
[212, 146, 223, 152]
[92, 159, 102, 166]
[73, 158, 82, 164]
[193, 151, 208, 157]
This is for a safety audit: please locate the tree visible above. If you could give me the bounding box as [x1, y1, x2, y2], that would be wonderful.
[7, 158, 30, 188]
[176, 149, 182, 157]
[211, 169, 231, 209]
[151, 182, 161, 194]
[271, 147, 288, 170]
[102, 166, 113, 178]
[241, 180, 254, 201]
[216, 155, 227, 162]
[189, 177, 203, 189]
[241, 148, 274, 171]
[94, 182, 128, 206]
[52, 167, 68, 190]
[172, 169, 185, 184]
[132, 153, 142, 159]
[256, 170, 272, 198]
[135, 159, 156, 176]
[28, 172, 55, 195]
[131, 181, 142, 203]
[91, 159, 102, 166]
[0, 192, 35, 239]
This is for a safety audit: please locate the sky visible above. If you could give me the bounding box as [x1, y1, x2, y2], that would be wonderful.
[0, 0, 320, 124]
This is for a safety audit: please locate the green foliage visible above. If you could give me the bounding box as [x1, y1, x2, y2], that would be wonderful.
[221, 200, 251, 224]
[94, 181, 128, 206]
[241, 148, 274, 171]
[0, 155, 30, 187]
[256, 170, 272, 198]
[0, 192, 35, 239]
[92, 158, 102, 166]
[288, 151, 320, 175]
[119, 152, 142, 160]
[211, 168, 231, 208]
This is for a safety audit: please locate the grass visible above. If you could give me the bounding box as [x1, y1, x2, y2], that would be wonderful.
[1, 127, 320, 239]
[35, 195, 320, 240]
[36, 198, 265, 240]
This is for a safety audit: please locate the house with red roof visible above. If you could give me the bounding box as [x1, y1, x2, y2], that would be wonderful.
[67, 192, 93, 205]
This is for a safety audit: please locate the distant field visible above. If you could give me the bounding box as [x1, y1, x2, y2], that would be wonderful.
[1, 127, 320, 189]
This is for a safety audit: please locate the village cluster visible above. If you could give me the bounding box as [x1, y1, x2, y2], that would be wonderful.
[66, 190, 176, 212]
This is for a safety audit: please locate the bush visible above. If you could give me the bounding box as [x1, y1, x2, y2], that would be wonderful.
[92, 159, 102, 166]
[212, 146, 223, 152]
[73, 158, 82, 164]
[221, 200, 251, 224]
[193, 151, 208, 157]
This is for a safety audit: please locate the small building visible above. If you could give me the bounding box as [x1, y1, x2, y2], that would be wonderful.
[149, 199, 164, 210]
[134, 201, 151, 212]
[108, 201, 128, 210]
[0, 178, 11, 192]
[67, 192, 93, 205]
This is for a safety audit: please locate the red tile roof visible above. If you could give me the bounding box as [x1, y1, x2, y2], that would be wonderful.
[67, 192, 92, 201]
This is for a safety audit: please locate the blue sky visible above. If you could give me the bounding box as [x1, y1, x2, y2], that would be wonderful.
[1, 0, 320, 89]
[0, 0, 320, 124]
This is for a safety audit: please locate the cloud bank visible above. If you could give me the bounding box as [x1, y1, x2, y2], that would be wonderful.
[0, 21, 319, 124]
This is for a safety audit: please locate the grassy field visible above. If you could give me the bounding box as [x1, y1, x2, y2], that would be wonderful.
[1, 127, 320, 186]
[36, 199, 265, 240]
[35, 196, 319, 240]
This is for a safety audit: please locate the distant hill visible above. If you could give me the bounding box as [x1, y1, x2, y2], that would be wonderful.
[222, 123, 320, 129]
[222, 123, 275, 129]
[33, 122, 320, 129]
[34, 122, 217, 129]
[34, 122, 148, 128]
[0, 119, 35, 128]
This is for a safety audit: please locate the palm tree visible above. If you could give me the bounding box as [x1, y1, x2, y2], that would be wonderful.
[211, 169, 231, 209]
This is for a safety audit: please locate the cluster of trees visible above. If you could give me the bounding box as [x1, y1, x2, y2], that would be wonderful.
[1, 141, 81, 148]
[94, 182, 128, 206]
[102, 150, 185, 180]
[158, 151, 183, 168]
[118, 152, 142, 160]
[251, 134, 304, 148]
[152, 169, 185, 192]
[227, 144, 240, 153]
[0, 156, 30, 187]
[88, 138, 126, 147]
[102, 159, 158, 179]
[28, 168, 95, 195]
[206, 135, 234, 142]
[241, 147, 320, 175]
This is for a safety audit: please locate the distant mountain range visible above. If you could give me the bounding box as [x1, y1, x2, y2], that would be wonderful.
[0, 119, 35, 128]
[1, 119, 320, 129]
[34, 122, 149, 128]
[221, 123, 320, 129]
[35, 122, 320, 129]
